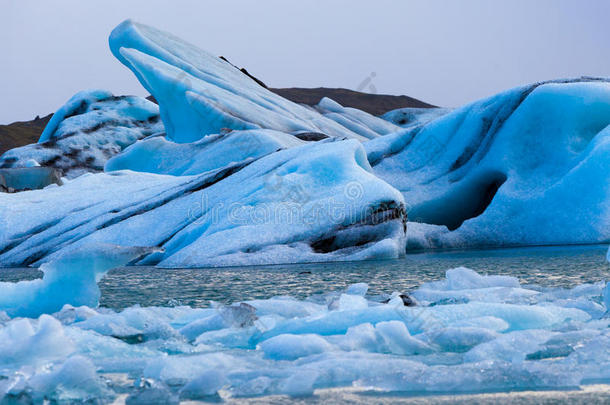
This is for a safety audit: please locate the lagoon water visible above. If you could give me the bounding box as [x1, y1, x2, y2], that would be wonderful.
[2, 245, 609, 310]
[104, 244, 609, 309]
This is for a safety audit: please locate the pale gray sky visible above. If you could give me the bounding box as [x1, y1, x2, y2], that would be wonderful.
[1, 0, 609, 123]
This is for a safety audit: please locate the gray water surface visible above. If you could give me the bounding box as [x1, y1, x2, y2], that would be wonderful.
[96, 244, 610, 309]
[2, 244, 608, 310]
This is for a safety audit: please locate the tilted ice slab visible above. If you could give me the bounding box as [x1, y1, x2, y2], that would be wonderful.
[0, 139, 406, 267]
[109, 20, 399, 143]
[0, 253, 608, 402]
[366, 79, 610, 248]
[0, 90, 162, 178]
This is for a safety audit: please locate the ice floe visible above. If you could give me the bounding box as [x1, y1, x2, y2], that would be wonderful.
[0, 252, 608, 402]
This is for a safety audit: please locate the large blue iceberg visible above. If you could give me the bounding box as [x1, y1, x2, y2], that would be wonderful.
[0, 19, 609, 267]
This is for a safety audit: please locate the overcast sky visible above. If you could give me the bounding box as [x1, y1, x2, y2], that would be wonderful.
[1, 0, 609, 123]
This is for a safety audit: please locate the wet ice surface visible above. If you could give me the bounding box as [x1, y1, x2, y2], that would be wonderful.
[0, 245, 609, 403]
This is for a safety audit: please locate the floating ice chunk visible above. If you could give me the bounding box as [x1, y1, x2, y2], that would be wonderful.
[412, 267, 536, 305]
[126, 378, 177, 405]
[340, 323, 379, 352]
[259, 334, 332, 360]
[0, 245, 157, 317]
[367, 79, 610, 248]
[412, 286, 539, 305]
[109, 20, 383, 142]
[448, 316, 509, 332]
[375, 321, 433, 355]
[75, 306, 178, 343]
[422, 326, 499, 353]
[178, 314, 226, 341]
[1, 91, 162, 179]
[337, 294, 369, 311]
[464, 329, 555, 363]
[429, 267, 521, 290]
[603, 282, 610, 312]
[27, 356, 111, 403]
[180, 370, 226, 400]
[0, 315, 74, 367]
[346, 283, 368, 296]
[142, 354, 231, 387]
[245, 297, 326, 318]
[278, 369, 319, 396]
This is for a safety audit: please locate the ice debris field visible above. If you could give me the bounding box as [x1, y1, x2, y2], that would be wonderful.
[0, 19, 609, 268]
[0, 246, 608, 402]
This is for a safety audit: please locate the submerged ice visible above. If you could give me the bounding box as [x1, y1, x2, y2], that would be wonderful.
[0, 250, 609, 402]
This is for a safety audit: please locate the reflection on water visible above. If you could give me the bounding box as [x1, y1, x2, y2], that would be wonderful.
[1, 244, 609, 310]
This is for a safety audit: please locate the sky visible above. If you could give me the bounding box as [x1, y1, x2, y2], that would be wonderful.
[1, 0, 610, 124]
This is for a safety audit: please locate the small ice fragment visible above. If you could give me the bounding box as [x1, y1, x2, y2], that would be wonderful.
[180, 370, 226, 400]
[278, 369, 319, 396]
[259, 334, 331, 360]
[375, 321, 433, 355]
[28, 356, 111, 402]
[338, 293, 368, 310]
[219, 303, 258, 328]
[127, 378, 177, 405]
[346, 283, 368, 296]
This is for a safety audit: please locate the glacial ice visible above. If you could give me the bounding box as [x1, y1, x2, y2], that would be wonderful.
[0, 245, 156, 317]
[1, 19, 609, 266]
[105, 128, 304, 176]
[381, 106, 450, 128]
[367, 79, 610, 248]
[0, 253, 609, 401]
[0, 90, 162, 178]
[0, 139, 407, 267]
[1, 20, 609, 266]
[109, 20, 398, 143]
[1, 17, 609, 403]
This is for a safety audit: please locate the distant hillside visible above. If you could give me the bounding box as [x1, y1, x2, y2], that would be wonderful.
[217, 56, 437, 114]
[147, 87, 436, 117]
[0, 114, 52, 155]
[2, 87, 435, 155]
[269, 87, 436, 115]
